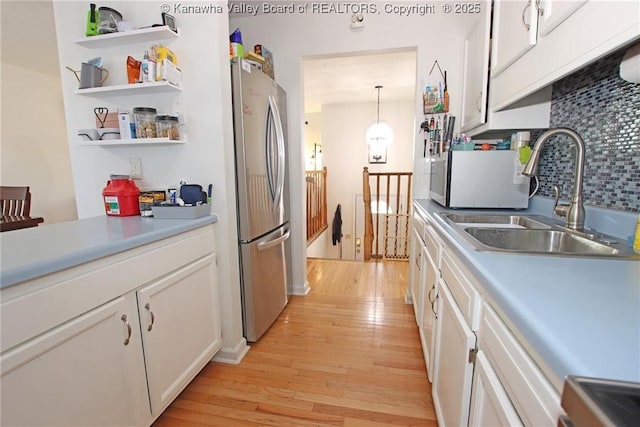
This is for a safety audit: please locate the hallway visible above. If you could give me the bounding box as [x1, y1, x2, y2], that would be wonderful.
[154, 259, 436, 426]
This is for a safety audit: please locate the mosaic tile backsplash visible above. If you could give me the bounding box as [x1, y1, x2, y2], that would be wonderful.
[534, 48, 640, 212]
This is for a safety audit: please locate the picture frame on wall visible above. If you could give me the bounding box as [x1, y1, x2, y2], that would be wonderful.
[162, 13, 177, 33]
[368, 146, 387, 164]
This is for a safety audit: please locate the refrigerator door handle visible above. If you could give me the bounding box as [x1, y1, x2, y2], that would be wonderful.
[267, 95, 286, 208]
[257, 228, 290, 252]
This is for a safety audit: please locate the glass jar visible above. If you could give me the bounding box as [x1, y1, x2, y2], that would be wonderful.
[133, 107, 157, 139]
[155, 115, 180, 140]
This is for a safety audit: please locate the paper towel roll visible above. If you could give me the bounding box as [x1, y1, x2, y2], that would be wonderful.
[620, 42, 640, 83]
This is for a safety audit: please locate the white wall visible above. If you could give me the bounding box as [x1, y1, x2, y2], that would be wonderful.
[304, 112, 322, 170]
[52, 1, 248, 363]
[321, 100, 414, 260]
[0, 62, 77, 224]
[231, 8, 480, 288]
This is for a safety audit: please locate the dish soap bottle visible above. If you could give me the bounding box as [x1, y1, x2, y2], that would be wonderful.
[633, 213, 640, 254]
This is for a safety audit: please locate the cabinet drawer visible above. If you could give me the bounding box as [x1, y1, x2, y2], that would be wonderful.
[412, 211, 426, 243]
[479, 303, 561, 426]
[440, 249, 481, 329]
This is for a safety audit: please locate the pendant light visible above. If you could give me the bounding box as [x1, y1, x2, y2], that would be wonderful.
[366, 85, 393, 152]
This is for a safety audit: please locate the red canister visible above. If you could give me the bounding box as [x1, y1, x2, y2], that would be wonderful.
[102, 175, 140, 216]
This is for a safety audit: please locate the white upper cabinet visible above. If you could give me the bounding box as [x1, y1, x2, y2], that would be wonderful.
[537, 0, 587, 37]
[461, 1, 551, 137]
[491, 0, 640, 110]
[460, 12, 491, 132]
[491, 0, 539, 77]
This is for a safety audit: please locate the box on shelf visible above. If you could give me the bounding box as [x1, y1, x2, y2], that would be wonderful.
[158, 59, 182, 85]
[254, 44, 274, 78]
[118, 111, 135, 139]
[139, 190, 166, 217]
[97, 112, 119, 128]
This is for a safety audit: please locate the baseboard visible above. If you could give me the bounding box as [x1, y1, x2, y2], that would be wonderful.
[291, 279, 311, 296]
[404, 289, 413, 305]
[212, 337, 250, 365]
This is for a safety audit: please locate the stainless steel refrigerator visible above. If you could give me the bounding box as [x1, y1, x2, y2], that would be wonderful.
[230, 59, 290, 342]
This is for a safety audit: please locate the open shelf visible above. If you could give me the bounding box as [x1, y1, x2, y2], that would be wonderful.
[74, 81, 182, 97]
[77, 137, 186, 147]
[75, 26, 179, 48]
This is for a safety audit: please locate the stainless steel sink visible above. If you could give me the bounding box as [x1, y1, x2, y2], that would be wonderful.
[465, 228, 620, 256]
[561, 376, 640, 427]
[437, 212, 637, 259]
[440, 213, 551, 230]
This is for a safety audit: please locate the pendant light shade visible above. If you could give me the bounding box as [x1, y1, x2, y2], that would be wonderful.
[366, 85, 393, 147]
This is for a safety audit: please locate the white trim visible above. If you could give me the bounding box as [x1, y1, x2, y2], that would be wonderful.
[212, 337, 250, 365]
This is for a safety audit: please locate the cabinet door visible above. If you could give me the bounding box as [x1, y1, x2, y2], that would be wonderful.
[138, 253, 222, 417]
[469, 351, 524, 427]
[420, 246, 438, 382]
[460, 8, 491, 132]
[0, 294, 149, 426]
[538, 0, 587, 37]
[491, 0, 538, 76]
[432, 280, 476, 427]
[410, 227, 424, 326]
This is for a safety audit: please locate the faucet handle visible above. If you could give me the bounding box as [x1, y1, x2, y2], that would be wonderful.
[553, 184, 570, 218]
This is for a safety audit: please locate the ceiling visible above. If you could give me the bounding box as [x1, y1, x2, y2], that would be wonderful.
[1, 2, 418, 113]
[303, 50, 417, 113]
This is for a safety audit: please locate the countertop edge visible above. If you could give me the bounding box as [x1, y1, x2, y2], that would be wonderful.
[0, 214, 219, 289]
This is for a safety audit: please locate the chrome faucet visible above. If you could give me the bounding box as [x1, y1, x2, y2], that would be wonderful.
[522, 127, 586, 231]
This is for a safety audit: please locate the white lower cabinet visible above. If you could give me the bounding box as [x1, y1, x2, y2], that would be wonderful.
[479, 302, 561, 425]
[138, 253, 222, 417]
[420, 234, 439, 382]
[0, 294, 149, 426]
[469, 351, 524, 426]
[0, 225, 221, 426]
[432, 280, 476, 427]
[409, 226, 425, 327]
[413, 204, 562, 427]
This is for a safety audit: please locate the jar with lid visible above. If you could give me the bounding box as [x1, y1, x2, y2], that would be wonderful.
[155, 115, 180, 140]
[133, 107, 157, 139]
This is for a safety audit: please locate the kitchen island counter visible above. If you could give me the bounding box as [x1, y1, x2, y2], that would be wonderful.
[0, 214, 218, 289]
[415, 199, 640, 390]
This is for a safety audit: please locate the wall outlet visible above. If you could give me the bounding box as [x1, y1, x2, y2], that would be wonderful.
[130, 158, 143, 180]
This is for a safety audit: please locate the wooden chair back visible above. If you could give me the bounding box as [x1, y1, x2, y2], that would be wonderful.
[1, 186, 32, 217]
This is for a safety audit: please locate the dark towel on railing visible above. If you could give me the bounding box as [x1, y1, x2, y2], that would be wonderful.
[332, 204, 342, 245]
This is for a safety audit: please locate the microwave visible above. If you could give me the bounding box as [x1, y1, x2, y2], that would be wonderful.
[430, 150, 530, 209]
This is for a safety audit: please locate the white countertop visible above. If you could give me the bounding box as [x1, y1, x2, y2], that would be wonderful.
[415, 199, 640, 388]
[0, 214, 218, 289]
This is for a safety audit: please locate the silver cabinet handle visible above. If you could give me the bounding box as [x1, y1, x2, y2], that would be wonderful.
[431, 293, 439, 319]
[121, 314, 131, 346]
[522, 1, 531, 31]
[145, 303, 155, 332]
[428, 284, 435, 304]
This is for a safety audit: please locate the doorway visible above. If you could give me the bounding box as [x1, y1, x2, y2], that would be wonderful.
[302, 48, 418, 261]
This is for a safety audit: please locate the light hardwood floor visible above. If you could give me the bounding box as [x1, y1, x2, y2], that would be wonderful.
[153, 258, 436, 426]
